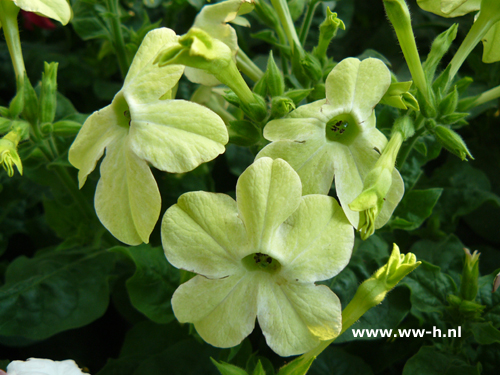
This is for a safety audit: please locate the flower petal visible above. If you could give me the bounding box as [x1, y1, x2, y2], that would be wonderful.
[129, 100, 228, 173]
[417, 0, 480, 17]
[172, 272, 258, 348]
[14, 0, 72, 25]
[256, 137, 335, 195]
[68, 104, 125, 188]
[193, 0, 254, 54]
[325, 58, 391, 122]
[331, 142, 364, 228]
[482, 21, 500, 63]
[162, 192, 246, 278]
[375, 167, 405, 228]
[257, 278, 342, 356]
[95, 136, 160, 245]
[263, 105, 325, 142]
[277, 195, 354, 282]
[236, 158, 301, 258]
[123, 28, 184, 104]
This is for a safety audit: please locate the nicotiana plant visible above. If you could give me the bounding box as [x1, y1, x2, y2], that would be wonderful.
[1, 0, 500, 374]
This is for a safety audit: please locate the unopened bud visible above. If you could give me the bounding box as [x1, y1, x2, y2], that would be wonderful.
[434, 125, 473, 161]
[266, 51, 284, 97]
[271, 96, 295, 118]
[460, 248, 480, 301]
[39, 62, 58, 124]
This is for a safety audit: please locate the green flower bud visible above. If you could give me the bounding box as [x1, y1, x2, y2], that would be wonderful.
[265, 51, 284, 97]
[271, 96, 295, 118]
[380, 81, 420, 111]
[300, 53, 323, 83]
[22, 73, 38, 125]
[38, 62, 58, 125]
[253, 75, 268, 97]
[313, 7, 345, 62]
[447, 294, 485, 321]
[0, 117, 11, 134]
[228, 120, 262, 146]
[0, 106, 10, 118]
[51, 120, 83, 137]
[0, 127, 23, 177]
[284, 88, 313, 105]
[460, 248, 480, 301]
[253, 0, 281, 29]
[438, 86, 459, 116]
[434, 125, 473, 161]
[342, 243, 420, 329]
[349, 129, 405, 239]
[423, 23, 458, 82]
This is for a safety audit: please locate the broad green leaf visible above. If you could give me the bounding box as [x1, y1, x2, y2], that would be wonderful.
[401, 261, 457, 316]
[471, 322, 500, 344]
[388, 188, 443, 231]
[71, 0, 111, 40]
[417, 0, 480, 17]
[408, 235, 464, 277]
[421, 158, 500, 229]
[0, 247, 116, 340]
[402, 346, 480, 375]
[113, 244, 180, 324]
[476, 271, 500, 327]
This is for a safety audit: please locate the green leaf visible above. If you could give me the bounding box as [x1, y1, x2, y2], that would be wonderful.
[211, 358, 249, 375]
[113, 244, 180, 324]
[408, 235, 464, 277]
[476, 271, 500, 327]
[0, 247, 116, 340]
[402, 346, 480, 375]
[277, 356, 314, 375]
[388, 188, 442, 231]
[401, 261, 457, 317]
[308, 347, 374, 375]
[471, 322, 500, 345]
[71, 0, 111, 41]
[421, 158, 500, 229]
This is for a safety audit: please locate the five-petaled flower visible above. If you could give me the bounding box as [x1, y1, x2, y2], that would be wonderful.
[162, 157, 354, 356]
[257, 57, 404, 234]
[69, 28, 228, 246]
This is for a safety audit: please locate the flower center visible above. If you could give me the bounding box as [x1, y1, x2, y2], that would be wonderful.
[325, 114, 360, 145]
[112, 91, 131, 129]
[242, 252, 282, 274]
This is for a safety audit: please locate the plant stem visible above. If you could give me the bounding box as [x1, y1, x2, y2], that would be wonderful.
[0, 1, 26, 89]
[299, 0, 320, 45]
[396, 117, 426, 168]
[383, 0, 429, 105]
[473, 84, 500, 106]
[270, 0, 302, 53]
[106, 0, 129, 79]
[236, 50, 265, 82]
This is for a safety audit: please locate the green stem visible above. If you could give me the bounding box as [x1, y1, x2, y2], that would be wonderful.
[0, 0, 26, 88]
[216, 61, 256, 106]
[473, 84, 500, 106]
[383, 0, 429, 105]
[270, 0, 302, 53]
[106, 0, 129, 79]
[236, 50, 265, 82]
[396, 119, 426, 168]
[299, 0, 320, 45]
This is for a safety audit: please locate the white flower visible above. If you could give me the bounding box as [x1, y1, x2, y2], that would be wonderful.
[6, 358, 87, 375]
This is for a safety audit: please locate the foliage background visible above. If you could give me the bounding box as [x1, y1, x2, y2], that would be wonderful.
[1, 0, 500, 374]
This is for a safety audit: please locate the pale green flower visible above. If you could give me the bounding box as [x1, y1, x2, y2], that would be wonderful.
[257, 58, 404, 232]
[162, 157, 354, 356]
[0, 138, 22, 177]
[418, 0, 500, 63]
[184, 0, 254, 86]
[0, 0, 73, 26]
[69, 28, 228, 246]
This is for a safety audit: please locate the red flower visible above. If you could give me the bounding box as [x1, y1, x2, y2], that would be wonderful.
[21, 10, 56, 30]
